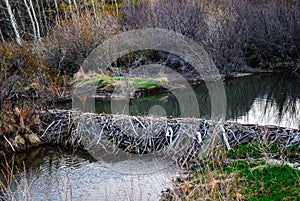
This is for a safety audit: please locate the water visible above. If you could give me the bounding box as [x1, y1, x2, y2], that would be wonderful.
[2, 72, 299, 201]
[0, 146, 177, 201]
[70, 72, 300, 129]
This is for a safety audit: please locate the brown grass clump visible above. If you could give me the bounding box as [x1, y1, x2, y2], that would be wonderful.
[162, 146, 246, 200]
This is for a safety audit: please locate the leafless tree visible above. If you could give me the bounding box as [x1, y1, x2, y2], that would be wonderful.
[4, 0, 22, 45]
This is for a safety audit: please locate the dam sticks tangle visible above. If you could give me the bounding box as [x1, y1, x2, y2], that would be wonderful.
[36, 110, 300, 167]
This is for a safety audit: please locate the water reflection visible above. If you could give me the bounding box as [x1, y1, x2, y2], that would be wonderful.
[0, 146, 176, 201]
[82, 72, 299, 128]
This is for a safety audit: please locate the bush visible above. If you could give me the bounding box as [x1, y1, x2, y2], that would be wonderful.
[0, 43, 49, 109]
[225, 0, 300, 70]
[123, 0, 300, 74]
[44, 11, 121, 76]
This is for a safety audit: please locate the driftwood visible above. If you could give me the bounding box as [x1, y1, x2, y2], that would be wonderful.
[36, 110, 300, 165]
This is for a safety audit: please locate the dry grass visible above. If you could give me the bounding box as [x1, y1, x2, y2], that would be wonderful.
[162, 141, 300, 201]
[0, 159, 33, 201]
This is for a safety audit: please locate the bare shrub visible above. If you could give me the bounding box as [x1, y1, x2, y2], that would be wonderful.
[0, 42, 49, 109]
[122, 0, 245, 74]
[124, 0, 206, 42]
[123, 0, 300, 74]
[228, 0, 300, 69]
[44, 11, 121, 76]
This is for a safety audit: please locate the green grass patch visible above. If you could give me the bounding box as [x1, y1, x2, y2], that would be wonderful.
[188, 160, 300, 200]
[228, 142, 263, 158]
[74, 75, 168, 89]
[183, 141, 300, 200]
[240, 163, 300, 200]
[93, 76, 168, 89]
[228, 142, 280, 159]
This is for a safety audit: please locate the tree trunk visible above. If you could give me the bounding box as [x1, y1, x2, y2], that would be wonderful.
[72, 0, 79, 17]
[29, 0, 41, 42]
[91, 0, 97, 16]
[23, 0, 37, 42]
[4, 0, 22, 45]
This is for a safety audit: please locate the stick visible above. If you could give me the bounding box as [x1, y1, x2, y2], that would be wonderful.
[221, 126, 232, 151]
[3, 135, 15, 152]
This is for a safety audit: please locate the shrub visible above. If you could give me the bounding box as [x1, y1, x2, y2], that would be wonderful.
[44, 11, 121, 76]
[123, 0, 300, 74]
[0, 42, 49, 108]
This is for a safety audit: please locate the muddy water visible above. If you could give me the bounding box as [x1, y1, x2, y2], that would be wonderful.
[0, 146, 178, 201]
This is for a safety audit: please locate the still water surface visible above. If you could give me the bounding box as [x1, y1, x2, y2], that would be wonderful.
[1, 72, 299, 200]
[89, 72, 299, 129]
[1, 147, 177, 201]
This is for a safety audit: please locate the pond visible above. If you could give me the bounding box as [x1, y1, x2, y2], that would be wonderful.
[1, 72, 299, 201]
[0, 146, 177, 201]
[70, 72, 300, 129]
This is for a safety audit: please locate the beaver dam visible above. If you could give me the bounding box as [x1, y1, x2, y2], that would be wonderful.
[36, 109, 299, 161]
[1, 72, 299, 200]
[1, 109, 299, 200]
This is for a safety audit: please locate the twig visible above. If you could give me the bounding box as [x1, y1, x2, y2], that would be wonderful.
[3, 135, 15, 152]
[133, 116, 146, 129]
[221, 126, 232, 151]
[41, 121, 55, 138]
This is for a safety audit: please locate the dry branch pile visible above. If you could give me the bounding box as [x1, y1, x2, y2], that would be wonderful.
[38, 110, 300, 165]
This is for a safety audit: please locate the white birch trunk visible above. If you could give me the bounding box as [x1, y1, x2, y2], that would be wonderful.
[91, 0, 97, 16]
[114, 0, 119, 16]
[0, 28, 5, 43]
[67, 0, 74, 16]
[40, 0, 49, 34]
[101, 0, 105, 11]
[35, 0, 43, 35]
[53, 0, 59, 20]
[4, 0, 22, 45]
[29, 0, 41, 42]
[23, 0, 37, 42]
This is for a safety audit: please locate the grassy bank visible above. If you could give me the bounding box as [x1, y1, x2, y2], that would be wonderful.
[75, 75, 168, 89]
[162, 142, 300, 200]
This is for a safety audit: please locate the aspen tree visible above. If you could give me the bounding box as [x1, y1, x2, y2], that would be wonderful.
[4, 0, 22, 45]
[24, 0, 37, 42]
[29, 0, 41, 42]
